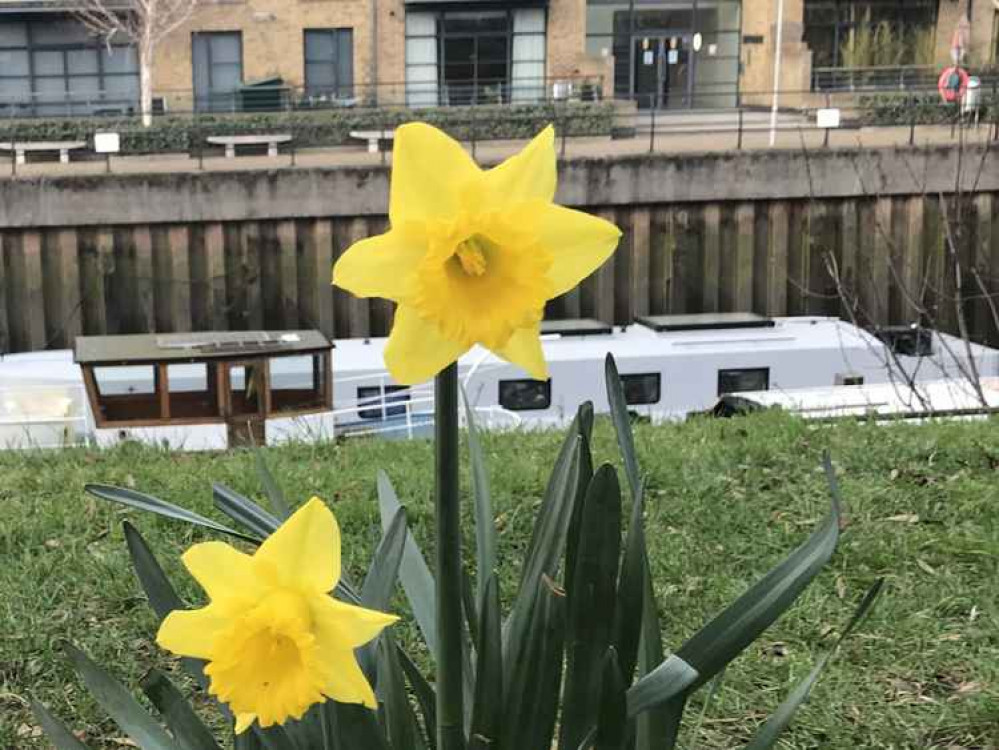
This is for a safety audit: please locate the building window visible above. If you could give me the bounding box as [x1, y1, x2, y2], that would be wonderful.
[304, 29, 354, 101]
[803, 0, 937, 72]
[585, 0, 741, 109]
[499, 379, 551, 411]
[405, 8, 547, 107]
[717, 368, 769, 396]
[620, 373, 661, 405]
[192, 31, 243, 112]
[0, 19, 139, 117]
[358, 385, 410, 420]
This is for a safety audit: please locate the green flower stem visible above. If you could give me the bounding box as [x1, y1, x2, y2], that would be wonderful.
[435, 363, 465, 750]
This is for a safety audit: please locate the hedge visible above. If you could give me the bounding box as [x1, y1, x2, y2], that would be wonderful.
[0, 102, 615, 156]
[856, 90, 998, 127]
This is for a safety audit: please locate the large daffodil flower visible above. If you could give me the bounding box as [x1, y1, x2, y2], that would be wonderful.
[157, 498, 397, 733]
[333, 123, 621, 384]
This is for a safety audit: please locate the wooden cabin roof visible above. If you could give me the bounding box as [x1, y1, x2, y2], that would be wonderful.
[74, 330, 331, 366]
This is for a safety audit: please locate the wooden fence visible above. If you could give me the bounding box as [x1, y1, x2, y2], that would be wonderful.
[1, 192, 997, 354]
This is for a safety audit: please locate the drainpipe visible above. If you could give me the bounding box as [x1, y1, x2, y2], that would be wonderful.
[370, 0, 379, 105]
[768, 0, 784, 148]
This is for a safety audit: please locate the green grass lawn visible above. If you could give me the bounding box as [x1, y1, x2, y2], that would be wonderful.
[1, 413, 997, 749]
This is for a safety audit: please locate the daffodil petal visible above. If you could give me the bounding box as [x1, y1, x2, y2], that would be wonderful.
[483, 125, 556, 207]
[332, 226, 426, 302]
[524, 204, 622, 297]
[156, 606, 227, 659]
[384, 305, 469, 385]
[390, 123, 481, 226]
[322, 650, 378, 708]
[180, 541, 256, 603]
[234, 713, 257, 735]
[496, 325, 548, 381]
[256, 497, 341, 593]
[312, 596, 399, 650]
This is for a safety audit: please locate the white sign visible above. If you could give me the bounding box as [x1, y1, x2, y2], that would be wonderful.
[667, 49, 679, 65]
[692, 32, 703, 52]
[94, 132, 121, 154]
[708, 43, 718, 56]
[816, 108, 841, 129]
[643, 50, 654, 65]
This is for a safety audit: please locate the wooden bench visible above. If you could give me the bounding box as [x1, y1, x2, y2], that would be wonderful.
[349, 129, 395, 154]
[206, 134, 293, 158]
[0, 140, 86, 165]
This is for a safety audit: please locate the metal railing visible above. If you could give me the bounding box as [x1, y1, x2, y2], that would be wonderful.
[811, 65, 939, 92]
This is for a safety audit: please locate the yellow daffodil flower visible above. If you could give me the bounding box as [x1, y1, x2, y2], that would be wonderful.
[157, 497, 397, 733]
[332, 123, 621, 384]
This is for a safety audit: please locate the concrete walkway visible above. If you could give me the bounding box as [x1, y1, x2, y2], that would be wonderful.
[0, 122, 994, 180]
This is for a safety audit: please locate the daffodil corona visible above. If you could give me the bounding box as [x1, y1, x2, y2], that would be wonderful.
[157, 498, 397, 733]
[333, 123, 621, 385]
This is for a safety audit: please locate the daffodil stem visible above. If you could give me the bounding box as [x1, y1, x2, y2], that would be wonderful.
[435, 362, 465, 750]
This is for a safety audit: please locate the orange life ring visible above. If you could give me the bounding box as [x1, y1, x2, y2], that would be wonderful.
[938, 67, 969, 103]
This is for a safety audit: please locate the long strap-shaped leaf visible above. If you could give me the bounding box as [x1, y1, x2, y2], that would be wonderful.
[252, 445, 291, 520]
[141, 669, 223, 750]
[31, 700, 94, 750]
[377, 469, 438, 659]
[633, 558, 675, 750]
[595, 647, 627, 750]
[64, 644, 184, 750]
[605, 354, 641, 503]
[560, 465, 622, 750]
[86, 484, 259, 544]
[358, 507, 408, 683]
[469, 573, 503, 750]
[213, 483, 282, 539]
[461, 384, 497, 609]
[614, 476, 647, 686]
[742, 579, 884, 750]
[377, 632, 426, 750]
[628, 456, 843, 719]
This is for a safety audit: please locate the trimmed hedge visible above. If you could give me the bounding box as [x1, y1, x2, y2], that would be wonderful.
[857, 90, 998, 127]
[0, 102, 614, 156]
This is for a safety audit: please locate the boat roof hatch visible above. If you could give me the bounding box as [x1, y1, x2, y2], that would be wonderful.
[636, 312, 776, 333]
[540, 318, 613, 337]
[74, 330, 331, 366]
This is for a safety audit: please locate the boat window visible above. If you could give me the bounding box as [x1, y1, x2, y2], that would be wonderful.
[620, 373, 661, 405]
[167, 363, 220, 419]
[229, 363, 265, 417]
[91, 365, 160, 422]
[499, 379, 551, 411]
[717, 367, 769, 396]
[358, 385, 410, 420]
[875, 327, 933, 357]
[836, 374, 864, 387]
[272, 354, 328, 414]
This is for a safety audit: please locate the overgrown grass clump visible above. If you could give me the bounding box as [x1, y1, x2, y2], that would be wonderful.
[1, 413, 997, 749]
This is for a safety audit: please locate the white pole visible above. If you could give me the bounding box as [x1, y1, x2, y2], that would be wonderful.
[769, 0, 785, 147]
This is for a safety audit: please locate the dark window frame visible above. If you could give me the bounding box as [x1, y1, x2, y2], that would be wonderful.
[717, 367, 770, 396]
[0, 18, 139, 117]
[303, 27, 354, 99]
[191, 30, 243, 113]
[498, 378, 552, 411]
[357, 385, 410, 420]
[404, 7, 548, 106]
[620, 372, 661, 405]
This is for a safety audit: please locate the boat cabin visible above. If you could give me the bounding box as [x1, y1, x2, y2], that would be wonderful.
[74, 331, 333, 447]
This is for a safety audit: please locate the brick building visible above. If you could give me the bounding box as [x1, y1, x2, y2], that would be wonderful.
[0, 0, 996, 115]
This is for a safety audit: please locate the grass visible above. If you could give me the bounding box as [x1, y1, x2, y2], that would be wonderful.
[1, 412, 998, 749]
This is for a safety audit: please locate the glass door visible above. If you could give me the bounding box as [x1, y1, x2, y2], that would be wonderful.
[632, 34, 690, 109]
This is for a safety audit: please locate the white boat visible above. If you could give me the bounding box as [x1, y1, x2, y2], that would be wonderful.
[712, 378, 999, 421]
[0, 314, 996, 451]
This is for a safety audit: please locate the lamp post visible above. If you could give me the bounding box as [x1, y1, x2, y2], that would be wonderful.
[768, 0, 785, 148]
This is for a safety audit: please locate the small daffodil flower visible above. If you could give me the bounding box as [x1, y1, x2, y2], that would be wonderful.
[157, 498, 397, 733]
[333, 123, 621, 384]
